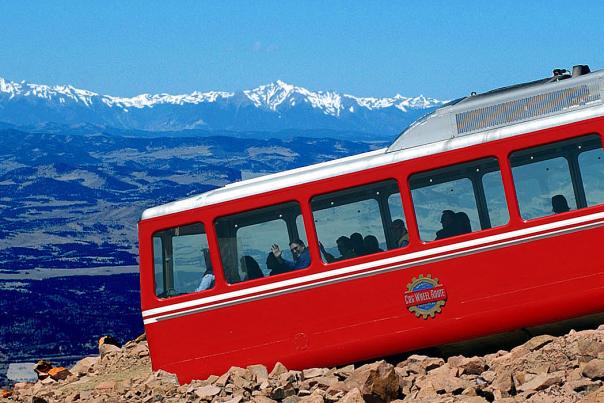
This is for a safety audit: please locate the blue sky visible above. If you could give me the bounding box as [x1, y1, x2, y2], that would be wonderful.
[1, 1, 603, 100]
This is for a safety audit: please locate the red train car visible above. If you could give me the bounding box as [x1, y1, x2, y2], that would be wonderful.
[138, 65, 604, 383]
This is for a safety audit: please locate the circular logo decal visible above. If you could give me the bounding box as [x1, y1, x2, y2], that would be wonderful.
[404, 274, 447, 319]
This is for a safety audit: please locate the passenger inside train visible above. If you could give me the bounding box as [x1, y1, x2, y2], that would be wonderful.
[270, 240, 310, 270]
[240, 255, 264, 281]
[435, 210, 472, 240]
[390, 219, 409, 247]
[552, 194, 571, 214]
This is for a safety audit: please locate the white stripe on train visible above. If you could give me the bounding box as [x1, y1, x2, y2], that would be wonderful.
[142, 211, 604, 324]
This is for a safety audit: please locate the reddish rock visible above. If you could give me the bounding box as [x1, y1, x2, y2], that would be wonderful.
[492, 370, 514, 394]
[48, 367, 71, 381]
[0, 389, 12, 398]
[456, 357, 487, 375]
[98, 335, 121, 348]
[345, 360, 399, 401]
[582, 359, 604, 380]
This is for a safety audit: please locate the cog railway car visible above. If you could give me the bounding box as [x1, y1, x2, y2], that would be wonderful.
[138, 65, 604, 383]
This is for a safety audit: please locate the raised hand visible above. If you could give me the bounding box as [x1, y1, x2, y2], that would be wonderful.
[271, 244, 282, 258]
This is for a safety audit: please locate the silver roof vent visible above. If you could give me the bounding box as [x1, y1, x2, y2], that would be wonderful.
[388, 66, 604, 153]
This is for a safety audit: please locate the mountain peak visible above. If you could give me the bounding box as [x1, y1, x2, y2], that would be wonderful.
[0, 74, 446, 133]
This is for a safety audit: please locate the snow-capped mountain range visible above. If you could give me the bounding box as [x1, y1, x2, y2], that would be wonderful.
[0, 76, 445, 134]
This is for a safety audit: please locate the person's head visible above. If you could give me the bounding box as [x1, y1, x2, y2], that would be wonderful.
[350, 232, 365, 254]
[289, 239, 306, 259]
[336, 236, 354, 256]
[455, 211, 471, 234]
[390, 219, 407, 240]
[363, 235, 380, 253]
[441, 210, 455, 227]
[552, 194, 570, 214]
[240, 255, 263, 280]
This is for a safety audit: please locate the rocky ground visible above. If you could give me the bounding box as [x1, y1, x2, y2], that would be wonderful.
[1, 326, 603, 403]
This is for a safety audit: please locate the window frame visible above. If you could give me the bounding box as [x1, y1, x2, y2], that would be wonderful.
[508, 133, 604, 221]
[408, 156, 510, 243]
[309, 178, 410, 265]
[213, 200, 312, 284]
[151, 221, 215, 299]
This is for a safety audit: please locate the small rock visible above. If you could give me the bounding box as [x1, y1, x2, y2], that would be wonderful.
[582, 359, 604, 380]
[153, 369, 179, 384]
[269, 362, 289, 378]
[48, 367, 71, 381]
[132, 343, 150, 357]
[99, 343, 121, 358]
[215, 371, 230, 387]
[270, 383, 296, 400]
[33, 360, 53, 380]
[456, 357, 487, 375]
[71, 356, 100, 376]
[339, 388, 364, 403]
[303, 368, 328, 379]
[480, 370, 496, 383]
[492, 370, 513, 394]
[194, 384, 222, 399]
[524, 335, 556, 351]
[517, 371, 564, 392]
[248, 364, 269, 382]
[334, 365, 354, 380]
[283, 396, 301, 403]
[345, 360, 398, 401]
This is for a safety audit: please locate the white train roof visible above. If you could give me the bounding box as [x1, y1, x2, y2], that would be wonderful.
[141, 67, 604, 221]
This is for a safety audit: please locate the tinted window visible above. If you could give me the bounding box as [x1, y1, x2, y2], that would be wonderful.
[578, 147, 604, 206]
[510, 134, 603, 219]
[410, 158, 508, 241]
[152, 223, 213, 298]
[311, 180, 407, 263]
[215, 202, 309, 284]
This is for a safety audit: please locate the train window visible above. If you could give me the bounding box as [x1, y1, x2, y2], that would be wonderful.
[410, 158, 508, 241]
[311, 179, 407, 263]
[152, 223, 213, 298]
[511, 134, 604, 219]
[483, 171, 510, 228]
[215, 202, 309, 284]
[578, 147, 604, 206]
[511, 157, 575, 219]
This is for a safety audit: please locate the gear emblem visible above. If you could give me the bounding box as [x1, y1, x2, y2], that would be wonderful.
[404, 274, 447, 319]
